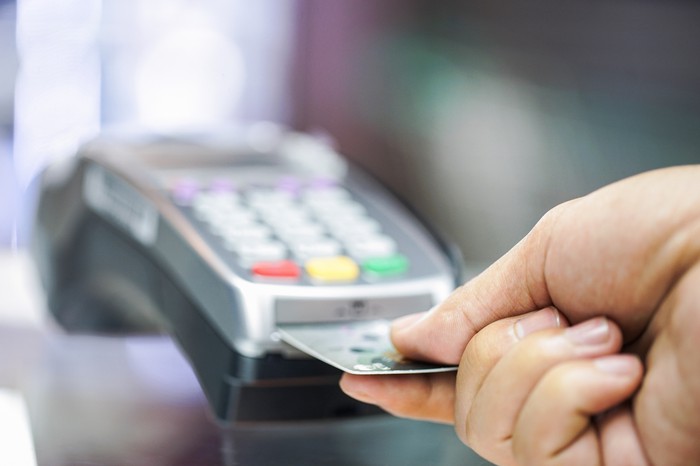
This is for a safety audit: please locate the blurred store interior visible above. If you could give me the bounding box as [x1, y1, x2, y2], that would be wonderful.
[2, 0, 700, 264]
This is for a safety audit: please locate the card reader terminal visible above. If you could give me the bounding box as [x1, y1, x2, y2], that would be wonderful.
[31, 126, 463, 422]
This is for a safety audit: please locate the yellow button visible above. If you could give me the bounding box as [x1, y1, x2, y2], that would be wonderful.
[305, 256, 359, 282]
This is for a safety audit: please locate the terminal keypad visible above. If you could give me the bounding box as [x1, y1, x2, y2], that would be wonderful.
[173, 177, 409, 283]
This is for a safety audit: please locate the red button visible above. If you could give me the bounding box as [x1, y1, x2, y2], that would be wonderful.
[252, 260, 301, 279]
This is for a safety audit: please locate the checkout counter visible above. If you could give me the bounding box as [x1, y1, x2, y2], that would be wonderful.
[0, 252, 491, 465]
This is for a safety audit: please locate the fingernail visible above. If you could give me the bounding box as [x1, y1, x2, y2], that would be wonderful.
[514, 308, 561, 340]
[565, 317, 610, 345]
[594, 355, 638, 375]
[392, 312, 427, 332]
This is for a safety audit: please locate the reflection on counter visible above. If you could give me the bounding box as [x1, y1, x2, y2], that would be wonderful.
[19, 332, 491, 466]
[25, 335, 213, 465]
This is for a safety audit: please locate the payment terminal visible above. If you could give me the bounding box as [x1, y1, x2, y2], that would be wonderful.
[31, 125, 463, 422]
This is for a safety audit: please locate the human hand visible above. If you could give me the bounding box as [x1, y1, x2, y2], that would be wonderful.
[456, 310, 647, 465]
[341, 166, 700, 465]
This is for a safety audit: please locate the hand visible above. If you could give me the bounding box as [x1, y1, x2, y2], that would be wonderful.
[340, 166, 700, 465]
[459, 310, 646, 465]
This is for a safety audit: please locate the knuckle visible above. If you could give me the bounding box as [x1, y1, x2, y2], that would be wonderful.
[515, 330, 570, 365]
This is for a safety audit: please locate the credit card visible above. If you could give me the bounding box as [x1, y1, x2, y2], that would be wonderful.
[277, 319, 458, 375]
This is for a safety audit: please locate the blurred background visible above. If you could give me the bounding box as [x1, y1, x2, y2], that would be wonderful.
[2, 0, 700, 265]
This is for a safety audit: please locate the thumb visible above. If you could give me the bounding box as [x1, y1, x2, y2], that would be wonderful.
[392, 205, 566, 364]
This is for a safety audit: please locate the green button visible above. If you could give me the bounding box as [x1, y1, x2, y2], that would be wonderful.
[362, 254, 409, 277]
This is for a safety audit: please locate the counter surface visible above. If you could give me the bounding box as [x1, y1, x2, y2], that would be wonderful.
[1, 251, 491, 465]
